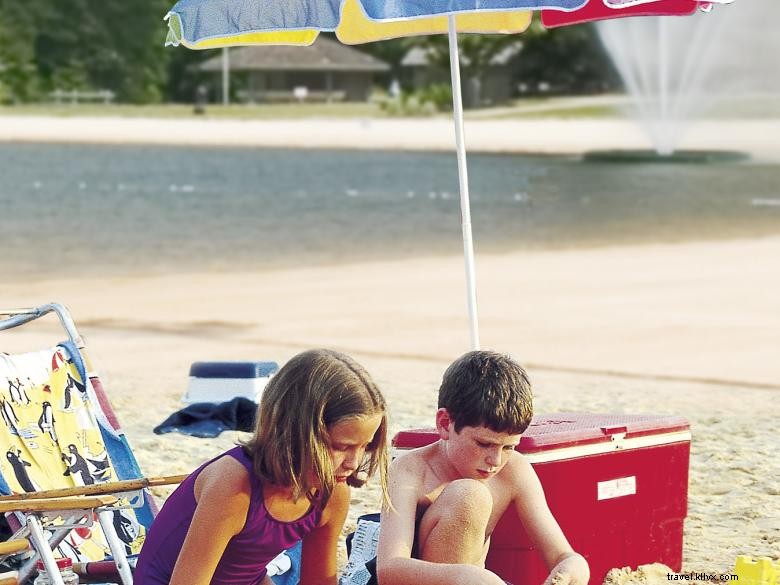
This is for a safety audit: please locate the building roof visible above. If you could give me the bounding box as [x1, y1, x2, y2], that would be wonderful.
[401, 43, 523, 68]
[199, 36, 389, 73]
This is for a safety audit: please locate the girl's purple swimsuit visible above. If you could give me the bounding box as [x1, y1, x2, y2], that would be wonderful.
[134, 446, 324, 585]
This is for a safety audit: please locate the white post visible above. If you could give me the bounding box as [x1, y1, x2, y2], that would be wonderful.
[98, 508, 134, 585]
[26, 516, 66, 585]
[448, 15, 480, 351]
[222, 46, 230, 105]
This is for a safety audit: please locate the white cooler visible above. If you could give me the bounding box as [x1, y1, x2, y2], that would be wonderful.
[182, 361, 278, 404]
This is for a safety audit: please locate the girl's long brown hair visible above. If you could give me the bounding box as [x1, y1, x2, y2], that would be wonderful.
[243, 349, 389, 505]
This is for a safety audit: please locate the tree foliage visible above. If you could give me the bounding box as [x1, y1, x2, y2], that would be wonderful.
[512, 21, 621, 94]
[0, 0, 171, 103]
[0, 0, 43, 101]
[398, 24, 618, 105]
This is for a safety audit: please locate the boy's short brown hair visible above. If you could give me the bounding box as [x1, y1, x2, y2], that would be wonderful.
[438, 350, 533, 434]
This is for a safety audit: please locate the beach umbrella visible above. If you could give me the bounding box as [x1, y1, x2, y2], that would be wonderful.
[164, 0, 734, 351]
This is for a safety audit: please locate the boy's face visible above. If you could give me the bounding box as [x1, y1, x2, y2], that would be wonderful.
[436, 408, 521, 481]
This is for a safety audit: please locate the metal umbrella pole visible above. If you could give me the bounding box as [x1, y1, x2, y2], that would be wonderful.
[448, 14, 480, 351]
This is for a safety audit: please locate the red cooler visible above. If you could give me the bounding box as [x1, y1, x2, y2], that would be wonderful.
[392, 413, 691, 585]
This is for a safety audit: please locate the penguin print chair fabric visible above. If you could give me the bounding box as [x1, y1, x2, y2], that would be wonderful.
[0, 304, 183, 585]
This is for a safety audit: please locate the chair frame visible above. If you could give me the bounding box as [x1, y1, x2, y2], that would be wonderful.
[0, 303, 185, 585]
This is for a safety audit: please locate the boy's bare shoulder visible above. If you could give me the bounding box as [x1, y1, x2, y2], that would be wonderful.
[499, 450, 539, 491]
[389, 444, 437, 485]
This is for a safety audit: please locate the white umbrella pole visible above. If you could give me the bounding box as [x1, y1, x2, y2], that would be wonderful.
[222, 47, 230, 105]
[448, 15, 480, 351]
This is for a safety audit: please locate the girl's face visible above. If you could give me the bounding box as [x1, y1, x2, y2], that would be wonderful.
[327, 413, 383, 483]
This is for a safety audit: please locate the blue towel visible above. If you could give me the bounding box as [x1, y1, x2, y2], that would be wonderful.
[271, 541, 302, 585]
[153, 397, 257, 438]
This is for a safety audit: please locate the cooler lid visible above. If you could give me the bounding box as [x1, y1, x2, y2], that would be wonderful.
[520, 412, 689, 453]
[189, 361, 278, 379]
[392, 412, 689, 454]
[392, 428, 439, 448]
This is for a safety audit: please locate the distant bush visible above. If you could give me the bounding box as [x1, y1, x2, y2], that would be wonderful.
[377, 84, 452, 116]
[416, 84, 452, 112]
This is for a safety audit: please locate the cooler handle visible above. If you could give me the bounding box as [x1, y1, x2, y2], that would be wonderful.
[600, 425, 628, 436]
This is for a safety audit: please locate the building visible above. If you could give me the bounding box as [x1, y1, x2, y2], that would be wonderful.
[401, 43, 523, 107]
[198, 37, 389, 103]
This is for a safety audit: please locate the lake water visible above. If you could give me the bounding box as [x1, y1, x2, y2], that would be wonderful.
[1, 143, 778, 278]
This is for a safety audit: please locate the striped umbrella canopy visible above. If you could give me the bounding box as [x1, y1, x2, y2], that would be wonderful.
[164, 0, 734, 351]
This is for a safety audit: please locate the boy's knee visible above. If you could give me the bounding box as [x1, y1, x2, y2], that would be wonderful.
[439, 479, 493, 520]
[416, 479, 493, 563]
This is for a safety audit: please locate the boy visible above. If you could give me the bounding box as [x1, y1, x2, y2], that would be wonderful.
[376, 350, 589, 585]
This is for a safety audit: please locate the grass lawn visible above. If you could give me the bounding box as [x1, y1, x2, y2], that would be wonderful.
[1, 94, 777, 120]
[0, 102, 388, 119]
[472, 104, 623, 119]
[0, 96, 626, 120]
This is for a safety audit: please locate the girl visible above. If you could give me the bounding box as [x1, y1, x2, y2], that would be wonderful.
[135, 349, 389, 585]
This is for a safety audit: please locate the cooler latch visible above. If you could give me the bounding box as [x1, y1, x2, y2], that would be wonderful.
[601, 425, 628, 449]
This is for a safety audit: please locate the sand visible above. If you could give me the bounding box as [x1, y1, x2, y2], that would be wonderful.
[2, 239, 778, 579]
[2, 115, 780, 162]
[1, 115, 778, 582]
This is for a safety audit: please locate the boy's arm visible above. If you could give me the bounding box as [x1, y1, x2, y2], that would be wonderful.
[376, 455, 506, 585]
[509, 454, 589, 585]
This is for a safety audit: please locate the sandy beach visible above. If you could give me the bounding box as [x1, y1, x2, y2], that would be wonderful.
[2, 115, 780, 162]
[1, 115, 778, 581]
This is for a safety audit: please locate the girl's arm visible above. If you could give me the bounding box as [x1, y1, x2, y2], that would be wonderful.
[169, 457, 251, 585]
[298, 482, 351, 585]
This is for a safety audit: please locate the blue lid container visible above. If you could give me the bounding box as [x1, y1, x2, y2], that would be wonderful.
[189, 361, 278, 379]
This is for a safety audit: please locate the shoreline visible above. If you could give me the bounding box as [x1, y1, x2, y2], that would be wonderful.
[2, 115, 780, 161]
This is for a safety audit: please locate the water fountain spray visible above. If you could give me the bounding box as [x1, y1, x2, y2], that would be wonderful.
[594, 0, 777, 160]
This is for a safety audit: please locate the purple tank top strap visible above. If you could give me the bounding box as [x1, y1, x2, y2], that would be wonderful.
[223, 445, 255, 474]
[219, 446, 266, 511]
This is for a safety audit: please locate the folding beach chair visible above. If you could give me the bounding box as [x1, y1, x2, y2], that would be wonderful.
[0, 303, 185, 585]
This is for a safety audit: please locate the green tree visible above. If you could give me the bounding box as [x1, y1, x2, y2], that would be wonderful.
[1, 0, 171, 103]
[34, 0, 170, 102]
[164, 45, 217, 103]
[91, 0, 171, 102]
[0, 0, 45, 102]
[512, 22, 620, 95]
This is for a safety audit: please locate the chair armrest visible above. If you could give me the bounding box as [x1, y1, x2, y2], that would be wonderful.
[0, 495, 117, 514]
[0, 539, 29, 555]
[0, 474, 187, 502]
